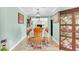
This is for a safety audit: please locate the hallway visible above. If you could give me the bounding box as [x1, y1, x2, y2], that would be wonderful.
[0, 1, 79, 59]
[0, 7, 79, 51]
[12, 36, 59, 51]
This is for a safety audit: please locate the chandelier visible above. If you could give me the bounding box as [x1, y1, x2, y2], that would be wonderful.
[35, 8, 40, 17]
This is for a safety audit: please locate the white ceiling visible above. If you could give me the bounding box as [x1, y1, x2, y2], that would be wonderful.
[21, 7, 58, 16]
[21, 7, 73, 16]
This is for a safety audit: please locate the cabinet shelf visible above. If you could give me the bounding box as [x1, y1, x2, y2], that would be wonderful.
[61, 35, 72, 38]
[61, 24, 72, 26]
[61, 24, 79, 26]
[61, 35, 79, 39]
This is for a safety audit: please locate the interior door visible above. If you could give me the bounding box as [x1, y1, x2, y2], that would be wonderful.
[51, 20, 53, 36]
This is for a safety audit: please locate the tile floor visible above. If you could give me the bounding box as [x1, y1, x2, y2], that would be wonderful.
[12, 37, 59, 51]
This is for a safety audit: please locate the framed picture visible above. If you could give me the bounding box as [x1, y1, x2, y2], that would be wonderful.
[18, 12, 24, 24]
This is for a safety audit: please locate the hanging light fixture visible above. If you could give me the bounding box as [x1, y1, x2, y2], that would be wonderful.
[35, 8, 40, 17]
[35, 8, 42, 25]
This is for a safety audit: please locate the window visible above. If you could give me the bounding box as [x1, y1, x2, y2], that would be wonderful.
[31, 17, 48, 29]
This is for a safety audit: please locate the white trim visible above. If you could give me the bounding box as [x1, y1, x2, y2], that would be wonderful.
[9, 35, 26, 51]
[51, 7, 59, 16]
[17, 7, 27, 15]
[18, 7, 25, 12]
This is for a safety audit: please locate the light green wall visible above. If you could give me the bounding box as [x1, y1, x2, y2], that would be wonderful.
[53, 22, 59, 44]
[48, 16, 51, 35]
[48, 16, 59, 44]
[0, 7, 26, 50]
[0, 8, 8, 48]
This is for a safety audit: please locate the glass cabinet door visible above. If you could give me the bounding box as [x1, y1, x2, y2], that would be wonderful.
[75, 26, 79, 50]
[74, 12, 79, 50]
[61, 14, 72, 24]
[75, 12, 79, 24]
[60, 26, 73, 50]
[61, 26, 72, 37]
[60, 13, 73, 50]
[61, 37, 72, 49]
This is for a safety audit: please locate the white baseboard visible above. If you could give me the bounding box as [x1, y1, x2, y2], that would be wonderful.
[9, 35, 26, 51]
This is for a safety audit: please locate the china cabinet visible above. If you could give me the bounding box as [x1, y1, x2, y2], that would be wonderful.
[60, 7, 79, 51]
